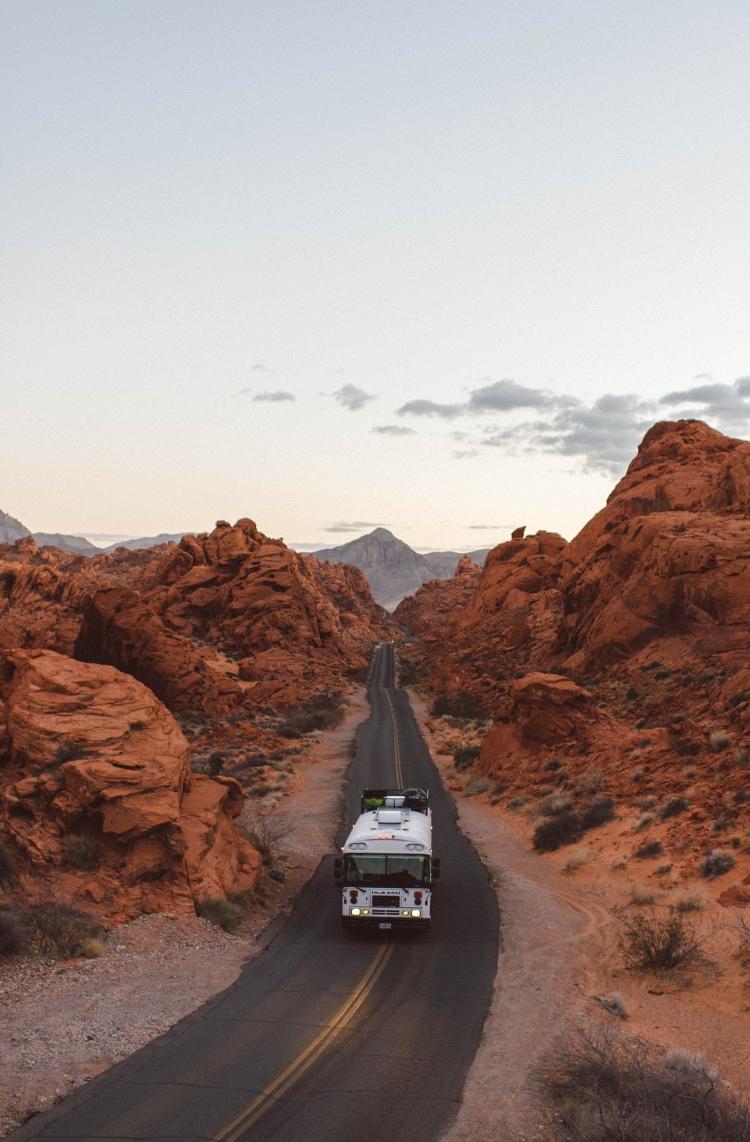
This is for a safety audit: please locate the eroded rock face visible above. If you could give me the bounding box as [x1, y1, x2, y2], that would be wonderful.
[400, 421, 750, 833]
[0, 650, 260, 922]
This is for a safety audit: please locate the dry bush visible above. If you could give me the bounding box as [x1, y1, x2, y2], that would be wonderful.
[634, 811, 655, 832]
[465, 776, 490, 796]
[620, 908, 700, 971]
[277, 691, 343, 738]
[242, 810, 291, 866]
[700, 849, 736, 878]
[533, 810, 583, 852]
[595, 992, 629, 1019]
[564, 846, 591, 873]
[710, 730, 731, 752]
[673, 891, 706, 914]
[539, 792, 572, 817]
[452, 743, 480, 771]
[628, 882, 656, 906]
[198, 896, 242, 932]
[538, 1026, 750, 1141]
[660, 796, 689, 820]
[581, 767, 605, 794]
[54, 739, 87, 764]
[634, 839, 663, 860]
[0, 905, 27, 955]
[0, 843, 16, 888]
[581, 796, 616, 829]
[27, 903, 104, 959]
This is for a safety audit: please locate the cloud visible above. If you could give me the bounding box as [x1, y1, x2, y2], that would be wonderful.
[324, 520, 383, 533]
[398, 379, 569, 421]
[468, 524, 514, 530]
[371, 424, 416, 436]
[332, 383, 376, 411]
[250, 360, 271, 373]
[252, 390, 295, 403]
[452, 449, 479, 460]
[659, 377, 750, 425]
[467, 379, 556, 413]
[397, 399, 464, 419]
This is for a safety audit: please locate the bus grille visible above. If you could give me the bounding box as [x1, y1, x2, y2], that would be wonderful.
[371, 893, 400, 908]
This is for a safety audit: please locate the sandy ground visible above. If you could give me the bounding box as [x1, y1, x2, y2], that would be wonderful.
[407, 692, 750, 1141]
[0, 691, 367, 1137]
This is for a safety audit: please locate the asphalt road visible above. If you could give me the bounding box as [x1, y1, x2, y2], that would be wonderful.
[11, 643, 499, 1142]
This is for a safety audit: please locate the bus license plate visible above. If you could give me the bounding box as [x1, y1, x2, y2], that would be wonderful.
[378, 922, 392, 930]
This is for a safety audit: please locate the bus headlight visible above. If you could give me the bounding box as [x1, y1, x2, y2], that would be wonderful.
[411, 909, 421, 918]
[351, 907, 361, 916]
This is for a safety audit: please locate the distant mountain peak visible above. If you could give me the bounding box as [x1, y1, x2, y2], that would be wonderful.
[314, 527, 488, 611]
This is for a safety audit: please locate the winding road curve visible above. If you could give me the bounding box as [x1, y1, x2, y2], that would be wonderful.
[12, 644, 499, 1142]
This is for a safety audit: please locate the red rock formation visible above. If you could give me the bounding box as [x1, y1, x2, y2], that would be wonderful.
[75, 588, 245, 714]
[0, 650, 260, 922]
[400, 421, 750, 839]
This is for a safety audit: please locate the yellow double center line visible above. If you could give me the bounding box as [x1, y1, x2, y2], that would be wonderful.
[213, 944, 394, 1141]
[383, 688, 404, 786]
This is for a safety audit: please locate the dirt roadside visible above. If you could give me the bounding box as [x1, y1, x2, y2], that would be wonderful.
[0, 691, 368, 1137]
[408, 692, 750, 1142]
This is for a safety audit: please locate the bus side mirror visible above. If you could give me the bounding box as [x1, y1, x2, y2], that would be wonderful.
[334, 857, 342, 884]
[432, 858, 441, 880]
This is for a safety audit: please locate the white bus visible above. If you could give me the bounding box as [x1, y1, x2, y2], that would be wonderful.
[335, 787, 440, 931]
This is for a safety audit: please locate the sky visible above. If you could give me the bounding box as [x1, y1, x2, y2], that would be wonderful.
[2, 1, 749, 550]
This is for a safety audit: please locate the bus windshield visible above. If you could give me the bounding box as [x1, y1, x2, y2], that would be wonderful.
[342, 854, 430, 886]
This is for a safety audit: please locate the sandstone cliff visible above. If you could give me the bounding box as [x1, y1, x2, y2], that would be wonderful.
[0, 650, 260, 923]
[398, 420, 750, 865]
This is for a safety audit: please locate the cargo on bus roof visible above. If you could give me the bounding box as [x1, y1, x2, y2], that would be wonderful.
[359, 787, 429, 814]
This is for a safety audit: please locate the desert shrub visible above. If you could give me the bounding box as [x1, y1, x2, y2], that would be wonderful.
[242, 811, 290, 866]
[545, 758, 561, 772]
[634, 812, 655, 832]
[533, 810, 583, 853]
[508, 796, 528, 811]
[430, 691, 486, 720]
[0, 906, 27, 955]
[465, 776, 489, 796]
[54, 739, 87, 764]
[198, 896, 243, 932]
[734, 789, 750, 805]
[660, 796, 688, 820]
[268, 866, 286, 883]
[581, 796, 616, 829]
[634, 840, 663, 860]
[636, 796, 657, 810]
[628, 883, 656, 906]
[278, 692, 343, 737]
[27, 903, 103, 959]
[61, 834, 100, 871]
[737, 748, 750, 768]
[539, 793, 572, 817]
[0, 843, 16, 888]
[206, 751, 225, 777]
[538, 1026, 750, 1141]
[595, 992, 629, 1019]
[700, 848, 736, 878]
[492, 780, 507, 796]
[397, 657, 424, 687]
[620, 908, 700, 971]
[564, 846, 590, 873]
[581, 767, 605, 794]
[673, 891, 705, 913]
[655, 863, 673, 877]
[453, 743, 480, 771]
[710, 730, 731, 752]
